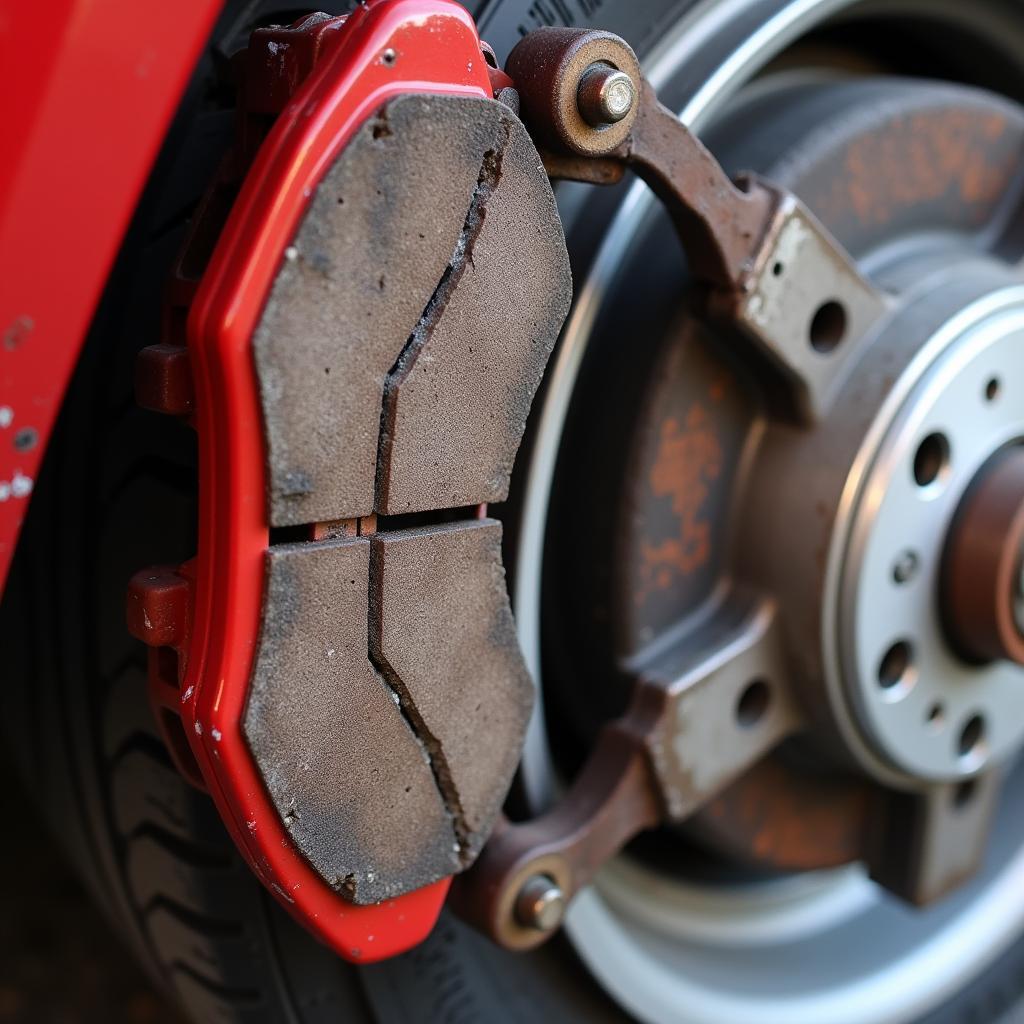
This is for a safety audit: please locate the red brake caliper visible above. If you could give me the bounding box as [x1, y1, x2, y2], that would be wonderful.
[126, 1, 538, 962]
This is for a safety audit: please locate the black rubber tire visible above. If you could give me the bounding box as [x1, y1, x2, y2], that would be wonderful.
[4, 1, 1024, 1022]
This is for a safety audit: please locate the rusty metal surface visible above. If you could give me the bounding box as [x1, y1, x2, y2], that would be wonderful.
[505, 27, 641, 157]
[943, 447, 1024, 665]
[134, 344, 194, 417]
[625, 82, 776, 290]
[692, 758, 873, 872]
[461, 45, 1024, 946]
[452, 723, 662, 951]
[370, 519, 534, 865]
[454, 599, 801, 948]
[253, 94, 508, 525]
[377, 108, 571, 514]
[768, 82, 1024, 254]
[509, 27, 887, 425]
[244, 537, 460, 904]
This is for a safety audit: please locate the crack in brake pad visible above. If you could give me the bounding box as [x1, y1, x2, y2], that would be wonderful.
[245, 92, 571, 901]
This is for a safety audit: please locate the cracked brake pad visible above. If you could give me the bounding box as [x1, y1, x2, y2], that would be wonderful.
[243, 93, 570, 902]
[253, 92, 571, 524]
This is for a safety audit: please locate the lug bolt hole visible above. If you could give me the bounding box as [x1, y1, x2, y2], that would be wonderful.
[985, 377, 1002, 403]
[958, 714, 987, 762]
[878, 640, 915, 697]
[736, 679, 771, 728]
[913, 432, 951, 489]
[809, 300, 847, 353]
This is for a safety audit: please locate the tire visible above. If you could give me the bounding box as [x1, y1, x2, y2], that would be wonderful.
[4, 1, 1024, 1022]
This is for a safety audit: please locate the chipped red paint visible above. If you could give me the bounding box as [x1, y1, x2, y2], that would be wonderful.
[0, 0, 222, 587]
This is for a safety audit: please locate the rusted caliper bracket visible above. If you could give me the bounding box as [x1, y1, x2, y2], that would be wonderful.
[453, 599, 800, 950]
[507, 28, 889, 423]
[454, 27, 896, 950]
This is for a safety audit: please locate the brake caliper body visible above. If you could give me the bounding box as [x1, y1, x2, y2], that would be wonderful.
[128, 1, 571, 961]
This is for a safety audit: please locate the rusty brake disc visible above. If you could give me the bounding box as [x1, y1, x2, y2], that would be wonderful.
[453, 27, 1024, 951]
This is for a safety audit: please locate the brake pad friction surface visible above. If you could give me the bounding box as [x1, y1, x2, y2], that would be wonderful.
[244, 538, 459, 904]
[252, 93, 570, 524]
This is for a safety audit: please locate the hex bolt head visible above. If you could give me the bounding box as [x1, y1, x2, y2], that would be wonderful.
[577, 64, 635, 128]
[514, 874, 566, 932]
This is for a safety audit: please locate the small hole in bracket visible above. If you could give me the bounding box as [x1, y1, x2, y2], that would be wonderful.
[736, 680, 771, 728]
[772, 261, 784, 277]
[985, 377, 1001, 403]
[809, 300, 847, 353]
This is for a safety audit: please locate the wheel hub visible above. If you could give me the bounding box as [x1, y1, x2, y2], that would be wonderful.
[836, 285, 1024, 781]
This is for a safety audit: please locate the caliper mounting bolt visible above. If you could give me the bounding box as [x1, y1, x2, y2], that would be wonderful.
[577, 63, 635, 126]
[514, 874, 567, 932]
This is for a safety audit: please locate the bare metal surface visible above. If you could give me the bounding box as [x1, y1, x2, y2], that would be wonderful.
[514, 874, 567, 931]
[637, 600, 801, 817]
[576, 65, 635, 127]
[711, 194, 890, 420]
[836, 300, 1024, 782]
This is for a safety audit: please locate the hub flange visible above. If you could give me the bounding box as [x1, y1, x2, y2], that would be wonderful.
[837, 288, 1024, 781]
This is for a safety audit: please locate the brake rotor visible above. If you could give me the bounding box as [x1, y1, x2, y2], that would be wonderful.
[545, 77, 1024, 875]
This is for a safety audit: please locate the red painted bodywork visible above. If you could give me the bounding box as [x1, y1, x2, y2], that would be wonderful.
[0, 0, 223, 587]
[180, 0, 494, 961]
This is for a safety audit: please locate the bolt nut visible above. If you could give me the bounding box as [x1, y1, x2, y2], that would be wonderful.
[514, 874, 566, 932]
[577, 64, 635, 128]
